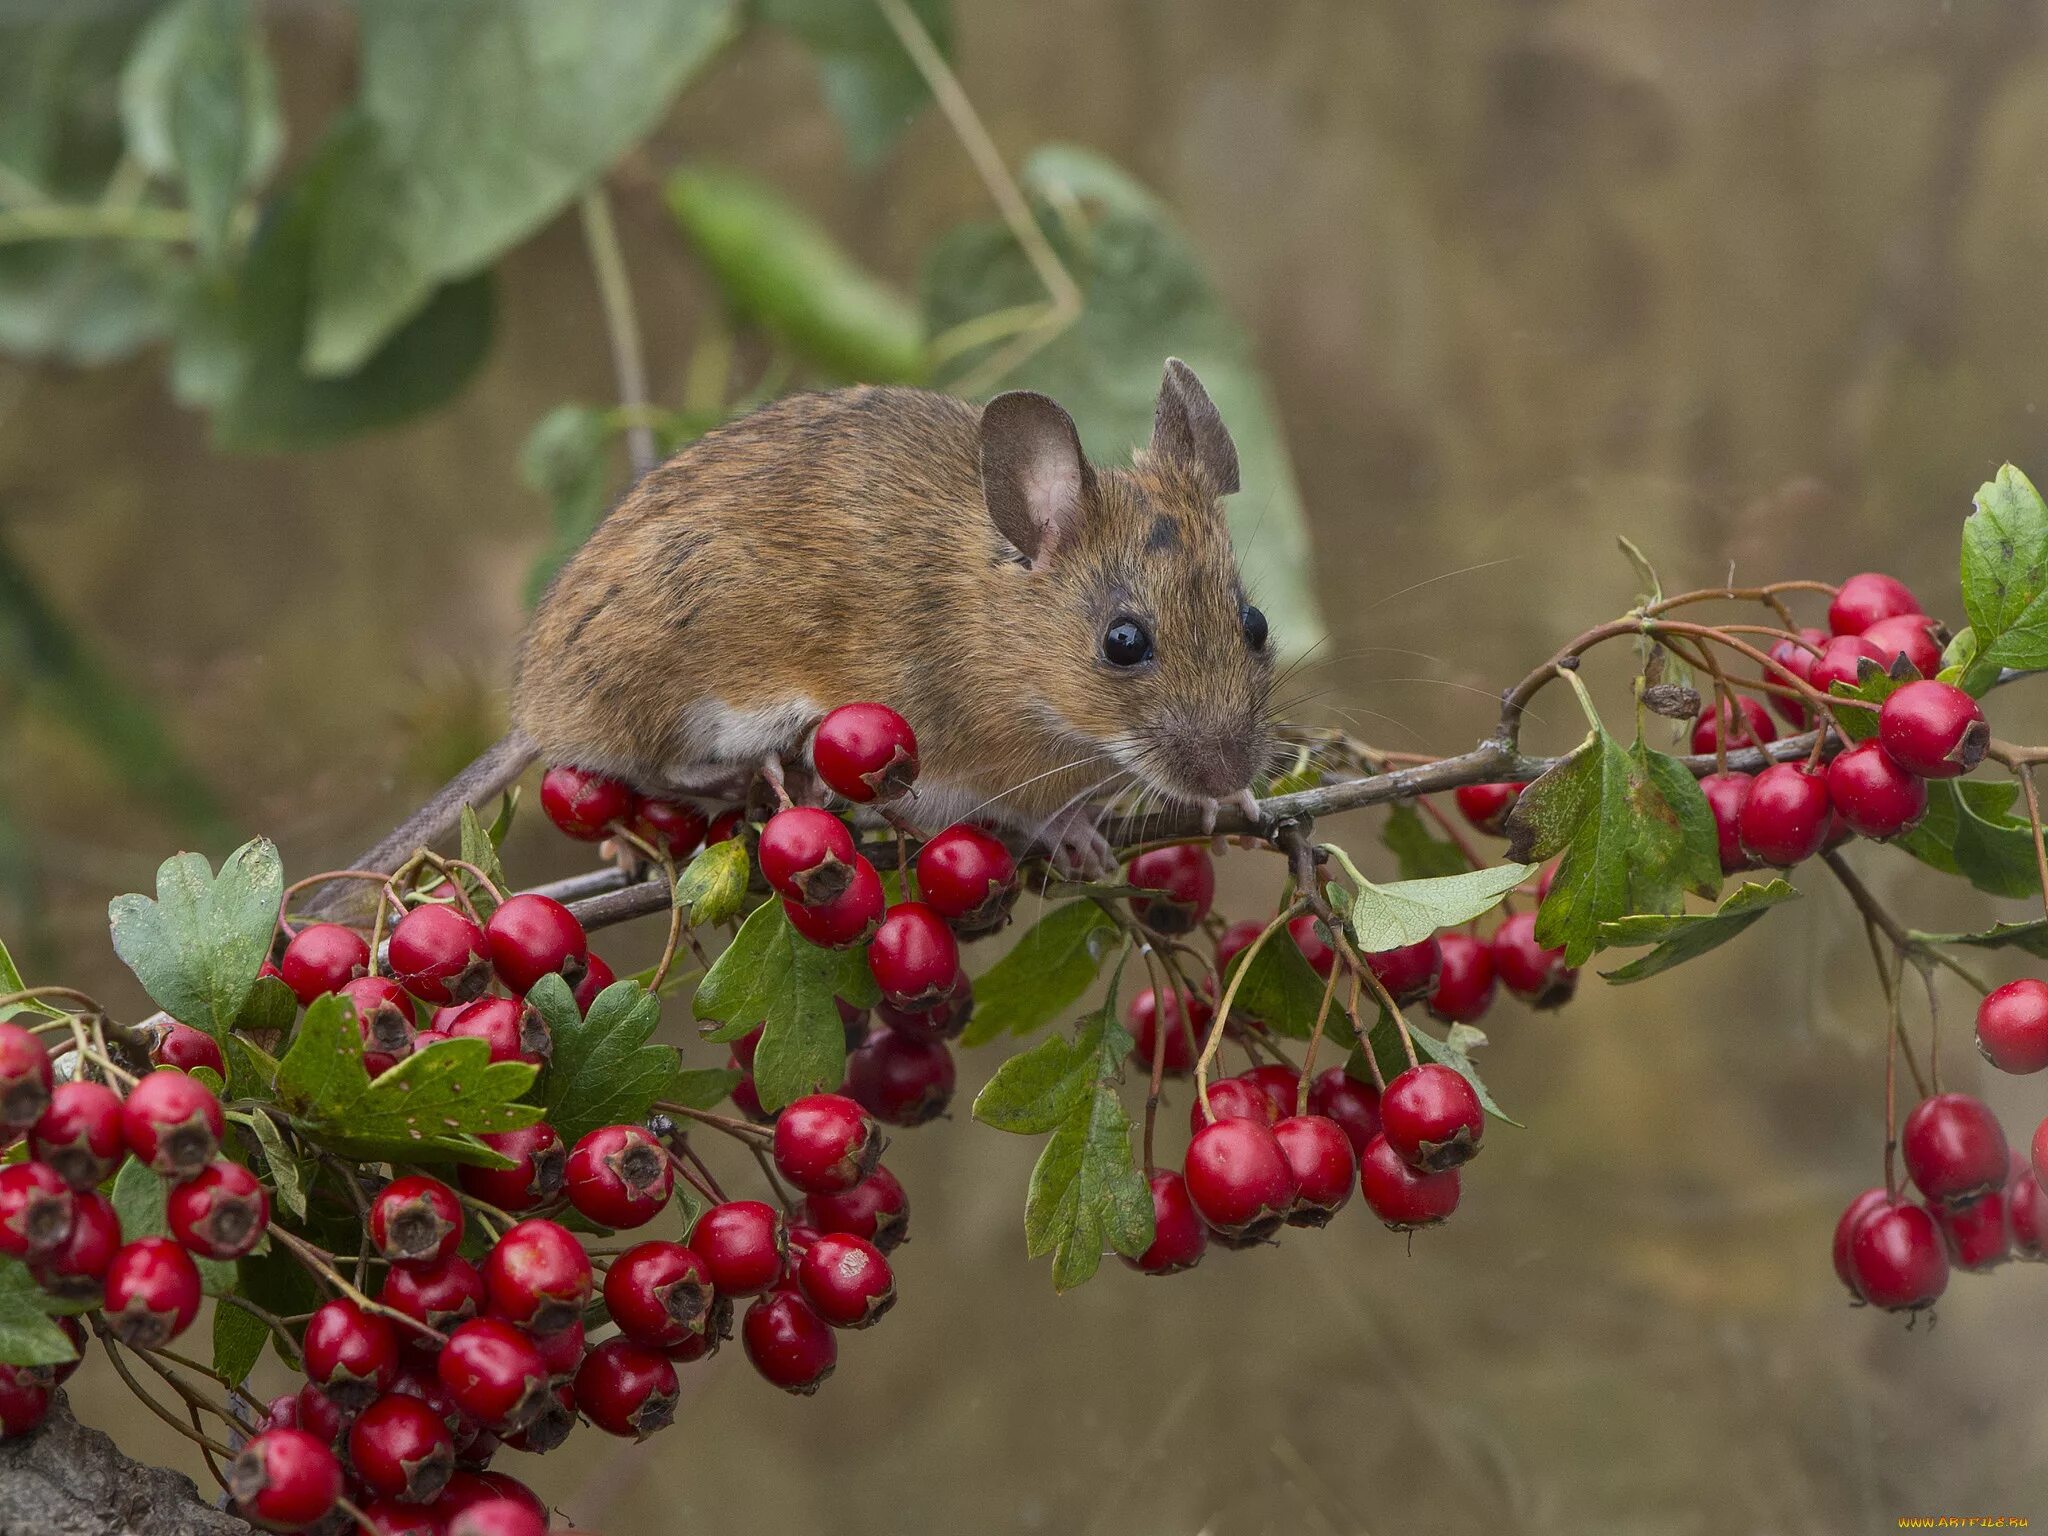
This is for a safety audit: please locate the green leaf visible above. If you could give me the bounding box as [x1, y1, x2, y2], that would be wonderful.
[243, 1110, 308, 1220]
[0, 934, 63, 1021]
[665, 166, 924, 381]
[1347, 863, 1534, 955]
[1961, 464, 2048, 671]
[119, 0, 282, 258]
[0, 1260, 81, 1368]
[1358, 1015, 1521, 1127]
[1508, 730, 1722, 967]
[958, 899, 1121, 1046]
[1218, 923, 1336, 1041]
[305, 0, 739, 374]
[1895, 779, 2040, 898]
[1598, 880, 1800, 983]
[921, 145, 1323, 656]
[761, 0, 951, 166]
[673, 837, 752, 928]
[222, 1026, 283, 1103]
[108, 837, 281, 1043]
[211, 1297, 269, 1384]
[112, 1159, 238, 1294]
[972, 1031, 1092, 1134]
[1907, 919, 2048, 961]
[535, 977, 682, 1147]
[1380, 804, 1471, 881]
[692, 903, 875, 1112]
[457, 803, 508, 921]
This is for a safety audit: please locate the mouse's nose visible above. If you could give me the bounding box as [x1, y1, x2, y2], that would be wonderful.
[1154, 711, 1266, 801]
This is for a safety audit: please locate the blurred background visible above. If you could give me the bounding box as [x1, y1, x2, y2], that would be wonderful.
[9, 0, 2048, 1530]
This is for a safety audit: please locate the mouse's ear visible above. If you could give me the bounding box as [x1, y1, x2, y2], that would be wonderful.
[980, 390, 1096, 564]
[1150, 358, 1239, 496]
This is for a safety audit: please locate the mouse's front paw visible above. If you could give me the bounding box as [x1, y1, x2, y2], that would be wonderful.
[1042, 808, 1117, 882]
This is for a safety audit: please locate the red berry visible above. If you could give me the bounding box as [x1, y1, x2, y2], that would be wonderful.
[1306, 1067, 1381, 1156]
[690, 1201, 787, 1296]
[152, 1022, 225, 1078]
[1737, 762, 1832, 867]
[1488, 913, 1575, 1008]
[784, 855, 885, 949]
[103, 1236, 202, 1348]
[1126, 987, 1209, 1076]
[575, 1337, 679, 1438]
[875, 976, 972, 1042]
[804, 1166, 909, 1252]
[742, 1288, 838, 1393]
[447, 1499, 548, 1536]
[1189, 1075, 1275, 1136]
[1215, 919, 1264, 974]
[1902, 1092, 2008, 1204]
[1824, 739, 1926, 839]
[437, 1319, 552, 1433]
[30, 1190, 120, 1301]
[759, 807, 859, 906]
[279, 923, 370, 1005]
[2008, 1158, 2046, 1260]
[1427, 932, 1497, 1024]
[1126, 844, 1216, 935]
[0, 1023, 49, 1132]
[121, 1066, 223, 1178]
[443, 996, 551, 1068]
[304, 1299, 401, 1408]
[867, 902, 960, 1009]
[704, 806, 746, 843]
[1845, 1200, 1948, 1312]
[1689, 697, 1776, 755]
[1977, 978, 2048, 1074]
[1808, 634, 1887, 697]
[1122, 1170, 1207, 1275]
[1183, 1117, 1297, 1243]
[388, 906, 493, 1007]
[1453, 782, 1523, 836]
[380, 1254, 487, 1338]
[1878, 679, 1989, 779]
[1358, 1133, 1462, 1230]
[1380, 1063, 1483, 1172]
[357, 1495, 448, 1535]
[228, 1427, 343, 1532]
[166, 1158, 269, 1260]
[340, 976, 419, 1061]
[459, 1124, 566, 1213]
[1364, 937, 1442, 1006]
[916, 824, 1017, 933]
[845, 1026, 955, 1126]
[293, 1382, 353, 1447]
[349, 1391, 455, 1504]
[572, 951, 617, 1015]
[633, 796, 710, 859]
[812, 702, 919, 803]
[1696, 772, 1756, 873]
[1273, 1114, 1356, 1226]
[370, 1176, 465, 1267]
[1832, 1187, 1890, 1299]
[796, 1231, 896, 1327]
[603, 1240, 713, 1348]
[484, 894, 589, 995]
[1288, 913, 1338, 977]
[1765, 628, 1829, 727]
[772, 1093, 881, 1195]
[1861, 613, 1944, 678]
[28, 1080, 124, 1190]
[0, 1162, 70, 1261]
[540, 764, 635, 841]
[566, 1124, 674, 1228]
[1933, 1187, 2010, 1272]
[482, 1218, 592, 1334]
[1243, 1063, 1300, 1121]
[1829, 571, 1921, 637]
[531, 1316, 586, 1383]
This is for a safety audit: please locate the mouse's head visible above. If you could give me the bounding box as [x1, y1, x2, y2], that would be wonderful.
[980, 359, 1275, 811]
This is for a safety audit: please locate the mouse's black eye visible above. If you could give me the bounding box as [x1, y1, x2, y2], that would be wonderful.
[1102, 618, 1153, 668]
[1241, 604, 1269, 650]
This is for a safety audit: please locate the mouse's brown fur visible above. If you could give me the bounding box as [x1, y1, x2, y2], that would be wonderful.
[512, 362, 1272, 845]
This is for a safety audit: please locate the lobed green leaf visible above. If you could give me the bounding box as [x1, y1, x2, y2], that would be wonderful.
[108, 837, 281, 1043]
[536, 977, 682, 1147]
[1598, 880, 1800, 983]
[693, 901, 875, 1112]
[958, 899, 1121, 1046]
[1961, 463, 2048, 671]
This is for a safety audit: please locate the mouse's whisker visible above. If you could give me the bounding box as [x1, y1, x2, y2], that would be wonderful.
[1363, 557, 1521, 612]
[965, 749, 1120, 819]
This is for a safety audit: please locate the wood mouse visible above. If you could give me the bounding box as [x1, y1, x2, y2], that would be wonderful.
[345, 358, 1274, 879]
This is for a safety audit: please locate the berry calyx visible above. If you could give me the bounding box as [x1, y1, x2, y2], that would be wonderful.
[1488, 913, 1575, 1008]
[120, 1068, 223, 1179]
[1357, 1134, 1462, 1231]
[227, 1428, 343, 1533]
[539, 764, 635, 841]
[866, 901, 961, 1009]
[482, 1218, 593, 1334]
[1426, 932, 1497, 1024]
[165, 1158, 270, 1260]
[759, 807, 858, 906]
[0, 1163, 72, 1260]
[1829, 571, 1922, 637]
[772, 1093, 882, 1195]
[804, 1165, 910, 1252]
[741, 1289, 837, 1394]
[565, 1123, 675, 1229]
[437, 1319, 552, 1433]
[1273, 1114, 1357, 1226]
[1364, 936, 1442, 1006]
[603, 1240, 713, 1348]
[369, 1175, 465, 1267]
[812, 702, 919, 802]
[303, 1299, 401, 1408]
[1453, 782, 1523, 836]
[1380, 1063, 1484, 1171]
[458, 1124, 566, 1213]
[1977, 978, 2048, 1074]
[574, 1338, 680, 1439]
[689, 1200, 787, 1296]
[1877, 679, 1989, 779]
[102, 1236, 203, 1348]
[278, 923, 370, 1005]
[340, 976, 419, 1062]
[483, 893, 588, 994]
[1736, 762, 1832, 867]
[1126, 844, 1216, 935]
[31, 1191, 120, 1301]
[388, 905, 493, 1006]
[1183, 1116, 1297, 1244]
[1689, 696, 1776, 754]
[28, 1080, 125, 1191]
[796, 1232, 897, 1327]
[1123, 1170, 1207, 1275]
[1824, 739, 1927, 839]
[783, 855, 885, 949]
[443, 996, 551, 1067]
[1902, 1092, 2008, 1204]
[1845, 1200, 1949, 1312]
[348, 1391, 455, 1504]
[845, 1026, 955, 1126]
[1306, 1067, 1381, 1156]
[915, 823, 1018, 933]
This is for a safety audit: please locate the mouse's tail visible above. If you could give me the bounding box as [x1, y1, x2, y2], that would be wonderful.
[302, 729, 541, 919]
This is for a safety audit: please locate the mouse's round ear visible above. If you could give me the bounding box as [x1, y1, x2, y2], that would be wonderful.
[980, 390, 1097, 566]
[1150, 358, 1240, 496]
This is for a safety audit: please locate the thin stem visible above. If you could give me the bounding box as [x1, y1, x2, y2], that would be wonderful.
[1294, 958, 1342, 1116]
[92, 1325, 237, 1460]
[1195, 903, 1303, 1122]
[0, 203, 193, 245]
[579, 186, 657, 479]
[652, 1101, 774, 1146]
[2020, 765, 2048, 927]
[270, 1227, 442, 1345]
